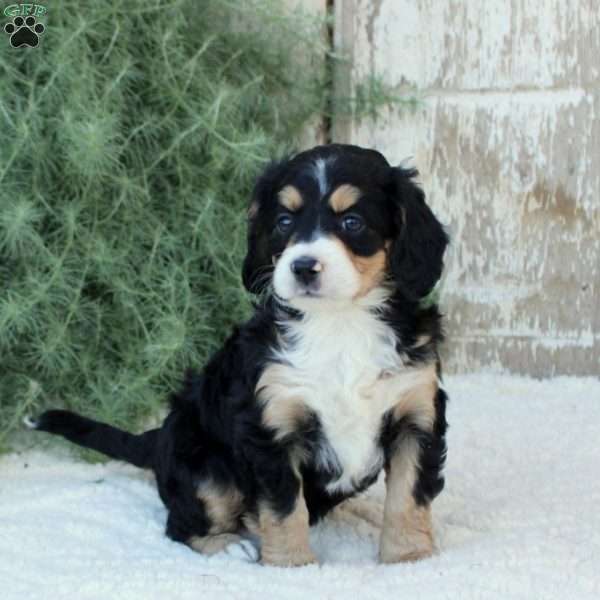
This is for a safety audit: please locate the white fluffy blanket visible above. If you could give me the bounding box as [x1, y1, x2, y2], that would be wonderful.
[1, 374, 599, 599]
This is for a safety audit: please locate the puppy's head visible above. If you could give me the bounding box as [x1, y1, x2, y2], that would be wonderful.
[243, 144, 448, 309]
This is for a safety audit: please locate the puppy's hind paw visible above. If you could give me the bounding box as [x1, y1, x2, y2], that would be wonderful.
[260, 546, 318, 567]
[379, 530, 434, 564]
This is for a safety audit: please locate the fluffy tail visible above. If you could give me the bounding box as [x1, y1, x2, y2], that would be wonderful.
[25, 410, 158, 469]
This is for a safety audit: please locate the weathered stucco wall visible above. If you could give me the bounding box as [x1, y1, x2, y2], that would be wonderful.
[332, 0, 600, 376]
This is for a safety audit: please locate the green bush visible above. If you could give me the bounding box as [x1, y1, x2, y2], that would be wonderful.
[0, 0, 328, 445]
[0, 0, 398, 450]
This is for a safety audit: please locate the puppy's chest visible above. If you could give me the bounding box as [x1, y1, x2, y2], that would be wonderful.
[263, 310, 408, 493]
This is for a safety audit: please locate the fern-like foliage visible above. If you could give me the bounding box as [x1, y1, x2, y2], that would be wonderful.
[0, 0, 398, 449]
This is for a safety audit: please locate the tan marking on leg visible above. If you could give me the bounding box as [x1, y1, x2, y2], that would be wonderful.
[196, 480, 244, 534]
[188, 533, 244, 555]
[378, 370, 439, 563]
[258, 492, 316, 567]
[390, 363, 438, 432]
[278, 185, 304, 211]
[379, 435, 434, 563]
[368, 362, 437, 432]
[256, 363, 310, 442]
[328, 184, 361, 213]
[379, 394, 437, 563]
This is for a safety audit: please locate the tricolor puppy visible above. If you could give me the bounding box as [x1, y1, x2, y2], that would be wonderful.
[28, 144, 449, 566]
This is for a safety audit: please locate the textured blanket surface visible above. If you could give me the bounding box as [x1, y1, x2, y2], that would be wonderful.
[1, 374, 599, 600]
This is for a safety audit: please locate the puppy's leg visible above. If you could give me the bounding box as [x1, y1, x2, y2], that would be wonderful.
[248, 456, 316, 567]
[330, 496, 383, 540]
[336, 495, 384, 528]
[251, 382, 317, 567]
[256, 491, 315, 567]
[379, 386, 447, 564]
[380, 436, 434, 562]
[163, 472, 250, 559]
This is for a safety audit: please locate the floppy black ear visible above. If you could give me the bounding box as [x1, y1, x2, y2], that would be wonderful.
[242, 159, 288, 293]
[387, 167, 449, 301]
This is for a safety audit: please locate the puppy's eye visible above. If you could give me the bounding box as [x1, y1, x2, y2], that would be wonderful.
[341, 214, 365, 233]
[276, 213, 294, 233]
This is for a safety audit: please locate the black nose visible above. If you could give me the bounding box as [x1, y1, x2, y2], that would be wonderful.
[291, 256, 320, 286]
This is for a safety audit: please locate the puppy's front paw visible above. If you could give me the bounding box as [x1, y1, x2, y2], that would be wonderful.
[379, 530, 433, 564]
[379, 544, 433, 564]
[261, 546, 318, 567]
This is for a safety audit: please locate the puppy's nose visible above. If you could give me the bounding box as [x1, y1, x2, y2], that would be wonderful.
[291, 256, 321, 286]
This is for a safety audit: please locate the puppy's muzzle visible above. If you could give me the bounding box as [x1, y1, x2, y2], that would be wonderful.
[291, 256, 322, 288]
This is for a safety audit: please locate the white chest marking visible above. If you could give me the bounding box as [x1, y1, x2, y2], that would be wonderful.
[269, 293, 432, 493]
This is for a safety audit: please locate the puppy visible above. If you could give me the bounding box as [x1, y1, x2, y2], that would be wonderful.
[27, 144, 449, 566]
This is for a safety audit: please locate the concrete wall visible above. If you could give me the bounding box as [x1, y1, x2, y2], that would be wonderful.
[331, 0, 600, 376]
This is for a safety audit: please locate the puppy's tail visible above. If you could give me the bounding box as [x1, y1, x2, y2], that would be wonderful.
[25, 410, 158, 469]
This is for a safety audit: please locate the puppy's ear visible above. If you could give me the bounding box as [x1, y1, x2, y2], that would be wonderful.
[386, 167, 449, 301]
[242, 159, 288, 293]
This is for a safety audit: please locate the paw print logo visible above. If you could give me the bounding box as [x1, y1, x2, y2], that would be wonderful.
[4, 15, 45, 48]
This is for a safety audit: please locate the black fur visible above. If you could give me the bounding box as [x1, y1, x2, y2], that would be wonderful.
[380, 386, 448, 507]
[31, 144, 449, 556]
[387, 167, 449, 301]
[34, 410, 158, 469]
[242, 159, 290, 293]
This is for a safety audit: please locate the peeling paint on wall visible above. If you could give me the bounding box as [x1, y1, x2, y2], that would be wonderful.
[334, 0, 600, 376]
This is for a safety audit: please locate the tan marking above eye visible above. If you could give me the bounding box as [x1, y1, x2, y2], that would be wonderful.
[329, 184, 362, 213]
[278, 185, 304, 211]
